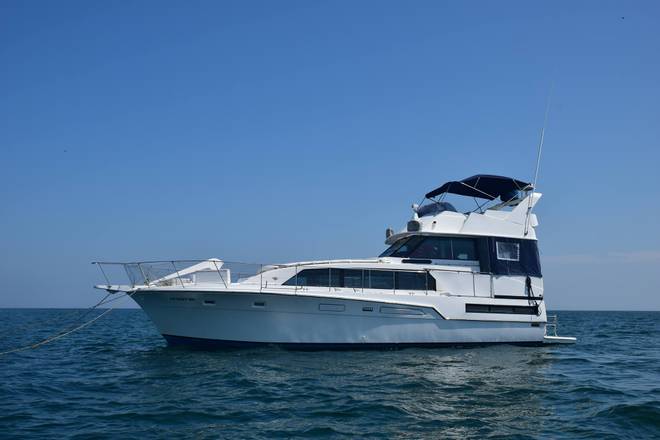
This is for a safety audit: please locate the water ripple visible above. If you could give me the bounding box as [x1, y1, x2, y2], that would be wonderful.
[1, 309, 659, 439]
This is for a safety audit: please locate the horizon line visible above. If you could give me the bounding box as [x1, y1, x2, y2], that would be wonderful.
[1, 307, 659, 312]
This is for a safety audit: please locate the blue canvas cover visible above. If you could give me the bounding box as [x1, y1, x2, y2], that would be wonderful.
[426, 174, 532, 200]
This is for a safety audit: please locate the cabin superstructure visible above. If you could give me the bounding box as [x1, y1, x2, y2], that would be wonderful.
[379, 174, 544, 298]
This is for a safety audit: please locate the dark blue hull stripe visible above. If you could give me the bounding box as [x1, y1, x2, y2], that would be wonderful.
[162, 334, 544, 350]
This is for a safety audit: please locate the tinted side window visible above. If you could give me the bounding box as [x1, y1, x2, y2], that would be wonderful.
[283, 268, 329, 286]
[328, 268, 365, 288]
[329, 268, 342, 287]
[379, 238, 409, 257]
[283, 269, 436, 291]
[367, 270, 395, 290]
[389, 236, 424, 258]
[384, 236, 479, 261]
[452, 238, 478, 260]
[409, 237, 452, 259]
[342, 269, 364, 288]
[395, 272, 428, 290]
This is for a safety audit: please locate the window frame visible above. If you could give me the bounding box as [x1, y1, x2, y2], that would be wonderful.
[449, 237, 478, 261]
[381, 235, 479, 262]
[408, 236, 453, 260]
[496, 241, 520, 262]
[466, 303, 538, 315]
[282, 268, 435, 291]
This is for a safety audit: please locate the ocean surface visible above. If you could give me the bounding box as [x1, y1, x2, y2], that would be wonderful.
[1, 309, 659, 439]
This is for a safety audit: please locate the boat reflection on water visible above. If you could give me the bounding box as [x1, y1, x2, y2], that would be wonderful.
[125, 338, 556, 437]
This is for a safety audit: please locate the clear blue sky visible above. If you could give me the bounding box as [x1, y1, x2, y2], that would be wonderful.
[1, 1, 658, 309]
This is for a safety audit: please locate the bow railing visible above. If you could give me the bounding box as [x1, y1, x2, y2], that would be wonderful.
[92, 260, 265, 290]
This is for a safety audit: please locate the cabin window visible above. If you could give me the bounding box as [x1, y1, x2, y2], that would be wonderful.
[283, 269, 434, 291]
[367, 270, 395, 290]
[381, 236, 424, 258]
[452, 238, 478, 260]
[329, 269, 363, 288]
[466, 303, 538, 315]
[395, 271, 431, 291]
[380, 236, 478, 261]
[409, 237, 452, 260]
[496, 242, 520, 261]
[342, 269, 364, 288]
[329, 268, 342, 288]
[284, 268, 329, 287]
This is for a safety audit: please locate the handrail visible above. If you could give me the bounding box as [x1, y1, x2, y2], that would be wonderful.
[92, 259, 488, 275]
[545, 314, 558, 336]
[92, 258, 497, 297]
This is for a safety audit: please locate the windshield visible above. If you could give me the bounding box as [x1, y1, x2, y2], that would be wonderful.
[379, 235, 478, 261]
[379, 236, 423, 258]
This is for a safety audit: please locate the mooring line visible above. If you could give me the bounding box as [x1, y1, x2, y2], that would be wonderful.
[0, 292, 115, 339]
[0, 291, 135, 357]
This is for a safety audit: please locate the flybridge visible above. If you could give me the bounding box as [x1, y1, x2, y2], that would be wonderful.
[386, 174, 542, 243]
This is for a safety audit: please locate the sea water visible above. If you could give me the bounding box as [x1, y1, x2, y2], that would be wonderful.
[1, 309, 659, 439]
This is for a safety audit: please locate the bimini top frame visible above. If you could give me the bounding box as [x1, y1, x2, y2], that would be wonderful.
[425, 174, 533, 201]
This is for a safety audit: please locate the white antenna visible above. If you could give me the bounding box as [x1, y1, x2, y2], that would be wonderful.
[524, 83, 553, 236]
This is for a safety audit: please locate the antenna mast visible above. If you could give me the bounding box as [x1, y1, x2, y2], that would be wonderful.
[524, 83, 553, 236]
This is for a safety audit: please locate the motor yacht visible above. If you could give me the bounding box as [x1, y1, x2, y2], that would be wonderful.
[94, 174, 575, 348]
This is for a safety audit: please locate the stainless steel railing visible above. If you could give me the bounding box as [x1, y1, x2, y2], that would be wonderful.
[92, 260, 265, 289]
[92, 259, 497, 297]
[545, 314, 558, 336]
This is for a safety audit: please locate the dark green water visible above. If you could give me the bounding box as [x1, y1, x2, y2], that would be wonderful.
[1, 310, 659, 439]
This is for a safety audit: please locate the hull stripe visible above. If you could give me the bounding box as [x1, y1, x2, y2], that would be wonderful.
[162, 334, 544, 350]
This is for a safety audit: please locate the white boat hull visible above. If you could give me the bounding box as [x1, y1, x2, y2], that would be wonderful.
[133, 290, 546, 348]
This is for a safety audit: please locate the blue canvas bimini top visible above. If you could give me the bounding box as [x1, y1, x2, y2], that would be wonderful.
[425, 174, 532, 200]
